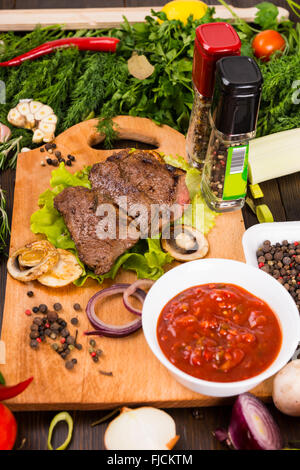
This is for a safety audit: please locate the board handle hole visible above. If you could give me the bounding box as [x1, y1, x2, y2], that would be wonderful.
[90, 138, 158, 151]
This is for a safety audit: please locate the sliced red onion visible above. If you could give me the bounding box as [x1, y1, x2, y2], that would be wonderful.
[85, 283, 144, 338]
[214, 393, 283, 450]
[123, 279, 154, 316]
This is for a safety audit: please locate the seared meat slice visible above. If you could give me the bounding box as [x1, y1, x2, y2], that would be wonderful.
[54, 186, 138, 275]
[89, 150, 190, 227]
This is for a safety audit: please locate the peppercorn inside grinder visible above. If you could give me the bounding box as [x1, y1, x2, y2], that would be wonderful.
[186, 22, 241, 169]
[201, 56, 263, 213]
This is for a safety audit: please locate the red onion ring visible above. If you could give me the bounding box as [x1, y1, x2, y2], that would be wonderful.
[123, 279, 155, 316]
[85, 283, 146, 338]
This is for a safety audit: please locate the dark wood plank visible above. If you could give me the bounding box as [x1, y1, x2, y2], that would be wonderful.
[0, 169, 15, 332]
[277, 173, 300, 221]
[0, 0, 15, 8]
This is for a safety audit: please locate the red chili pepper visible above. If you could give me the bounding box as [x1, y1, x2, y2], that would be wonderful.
[0, 37, 120, 67]
[0, 376, 33, 401]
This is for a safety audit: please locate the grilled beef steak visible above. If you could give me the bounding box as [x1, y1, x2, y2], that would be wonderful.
[89, 150, 190, 223]
[54, 186, 138, 275]
[54, 150, 190, 275]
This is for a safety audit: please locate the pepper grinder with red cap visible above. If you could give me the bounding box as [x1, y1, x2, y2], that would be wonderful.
[186, 22, 241, 169]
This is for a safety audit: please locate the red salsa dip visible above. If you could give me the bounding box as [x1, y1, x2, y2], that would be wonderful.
[157, 283, 282, 382]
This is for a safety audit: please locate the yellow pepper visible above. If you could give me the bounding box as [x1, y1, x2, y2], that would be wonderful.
[159, 0, 208, 25]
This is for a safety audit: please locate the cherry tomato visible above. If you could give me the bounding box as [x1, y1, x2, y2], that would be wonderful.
[0, 403, 17, 450]
[252, 30, 286, 61]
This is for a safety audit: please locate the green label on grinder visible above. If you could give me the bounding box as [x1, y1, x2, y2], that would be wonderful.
[222, 144, 249, 200]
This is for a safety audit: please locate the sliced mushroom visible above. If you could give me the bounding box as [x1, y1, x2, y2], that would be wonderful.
[37, 249, 83, 287]
[162, 224, 209, 261]
[7, 240, 59, 282]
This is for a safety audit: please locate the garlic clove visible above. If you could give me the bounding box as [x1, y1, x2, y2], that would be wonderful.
[32, 129, 44, 144]
[24, 112, 36, 130]
[0, 123, 11, 143]
[17, 101, 31, 116]
[35, 105, 54, 121]
[41, 114, 58, 125]
[38, 122, 56, 142]
[7, 108, 26, 128]
[29, 100, 43, 114]
[20, 147, 31, 153]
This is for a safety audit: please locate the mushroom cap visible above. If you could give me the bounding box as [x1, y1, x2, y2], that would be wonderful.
[161, 224, 209, 261]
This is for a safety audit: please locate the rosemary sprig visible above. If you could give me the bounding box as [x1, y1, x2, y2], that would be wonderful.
[0, 136, 23, 170]
[0, 187, 10, 255]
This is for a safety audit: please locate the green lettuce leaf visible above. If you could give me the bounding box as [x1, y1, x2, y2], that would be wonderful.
[30, 163, 172, 286]
[163, 154, 219, 234]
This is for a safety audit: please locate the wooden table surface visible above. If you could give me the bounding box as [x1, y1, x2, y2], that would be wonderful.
[1, 0, 300, 451]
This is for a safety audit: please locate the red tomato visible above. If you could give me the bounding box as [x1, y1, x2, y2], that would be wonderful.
[252, 30, 286, 61]
[0, 403, 17, 450]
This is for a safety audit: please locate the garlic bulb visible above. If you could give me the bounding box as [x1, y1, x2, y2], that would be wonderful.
[0, 123, 11, 143]
[7, 99, 57, 144]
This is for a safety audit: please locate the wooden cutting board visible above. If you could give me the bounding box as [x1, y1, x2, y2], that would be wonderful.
[0, 116, 271, 411]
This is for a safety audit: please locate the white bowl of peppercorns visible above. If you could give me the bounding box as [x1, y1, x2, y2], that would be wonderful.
[243, 221, 300, 312]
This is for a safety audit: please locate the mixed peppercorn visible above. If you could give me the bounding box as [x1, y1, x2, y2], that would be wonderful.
[257, 239, 300, 311]
[40, 142, 76, 167]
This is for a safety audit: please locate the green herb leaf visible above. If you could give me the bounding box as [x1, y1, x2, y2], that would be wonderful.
[254, 2, 279, 30]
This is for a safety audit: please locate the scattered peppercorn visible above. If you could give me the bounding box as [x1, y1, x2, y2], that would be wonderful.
[71, 317, 78, 325]
[46, 158, 53, 165]
[65, 360, 74, 370]
[89, 339, 96, 347]
[27, 291, 34, 297]
[53, 303, 62, 311]
[72, 358, 77, 364]
[32, 306, 39, 313]
[45, 143, 52, 150]
[73, 303, 81, 311]
[39, 304, 48, 313]
[40, 147, 45, 153]
[55, 151, 61, 158]
[25, 309, 32, 316]
[66, 160, 72, 166]
[30, 339, 39, 349]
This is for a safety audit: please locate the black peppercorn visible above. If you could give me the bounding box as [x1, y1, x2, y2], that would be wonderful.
[27, 290, 34, 297]
[73, 303, 81, 311]
[32, 306, 39, 313]
[53, 303, 62, 311]
[46, 158, 53, 165]
[39, 304, 48, 313]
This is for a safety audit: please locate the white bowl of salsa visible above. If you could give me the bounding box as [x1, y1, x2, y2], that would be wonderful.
[142, 258, 300, 397]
